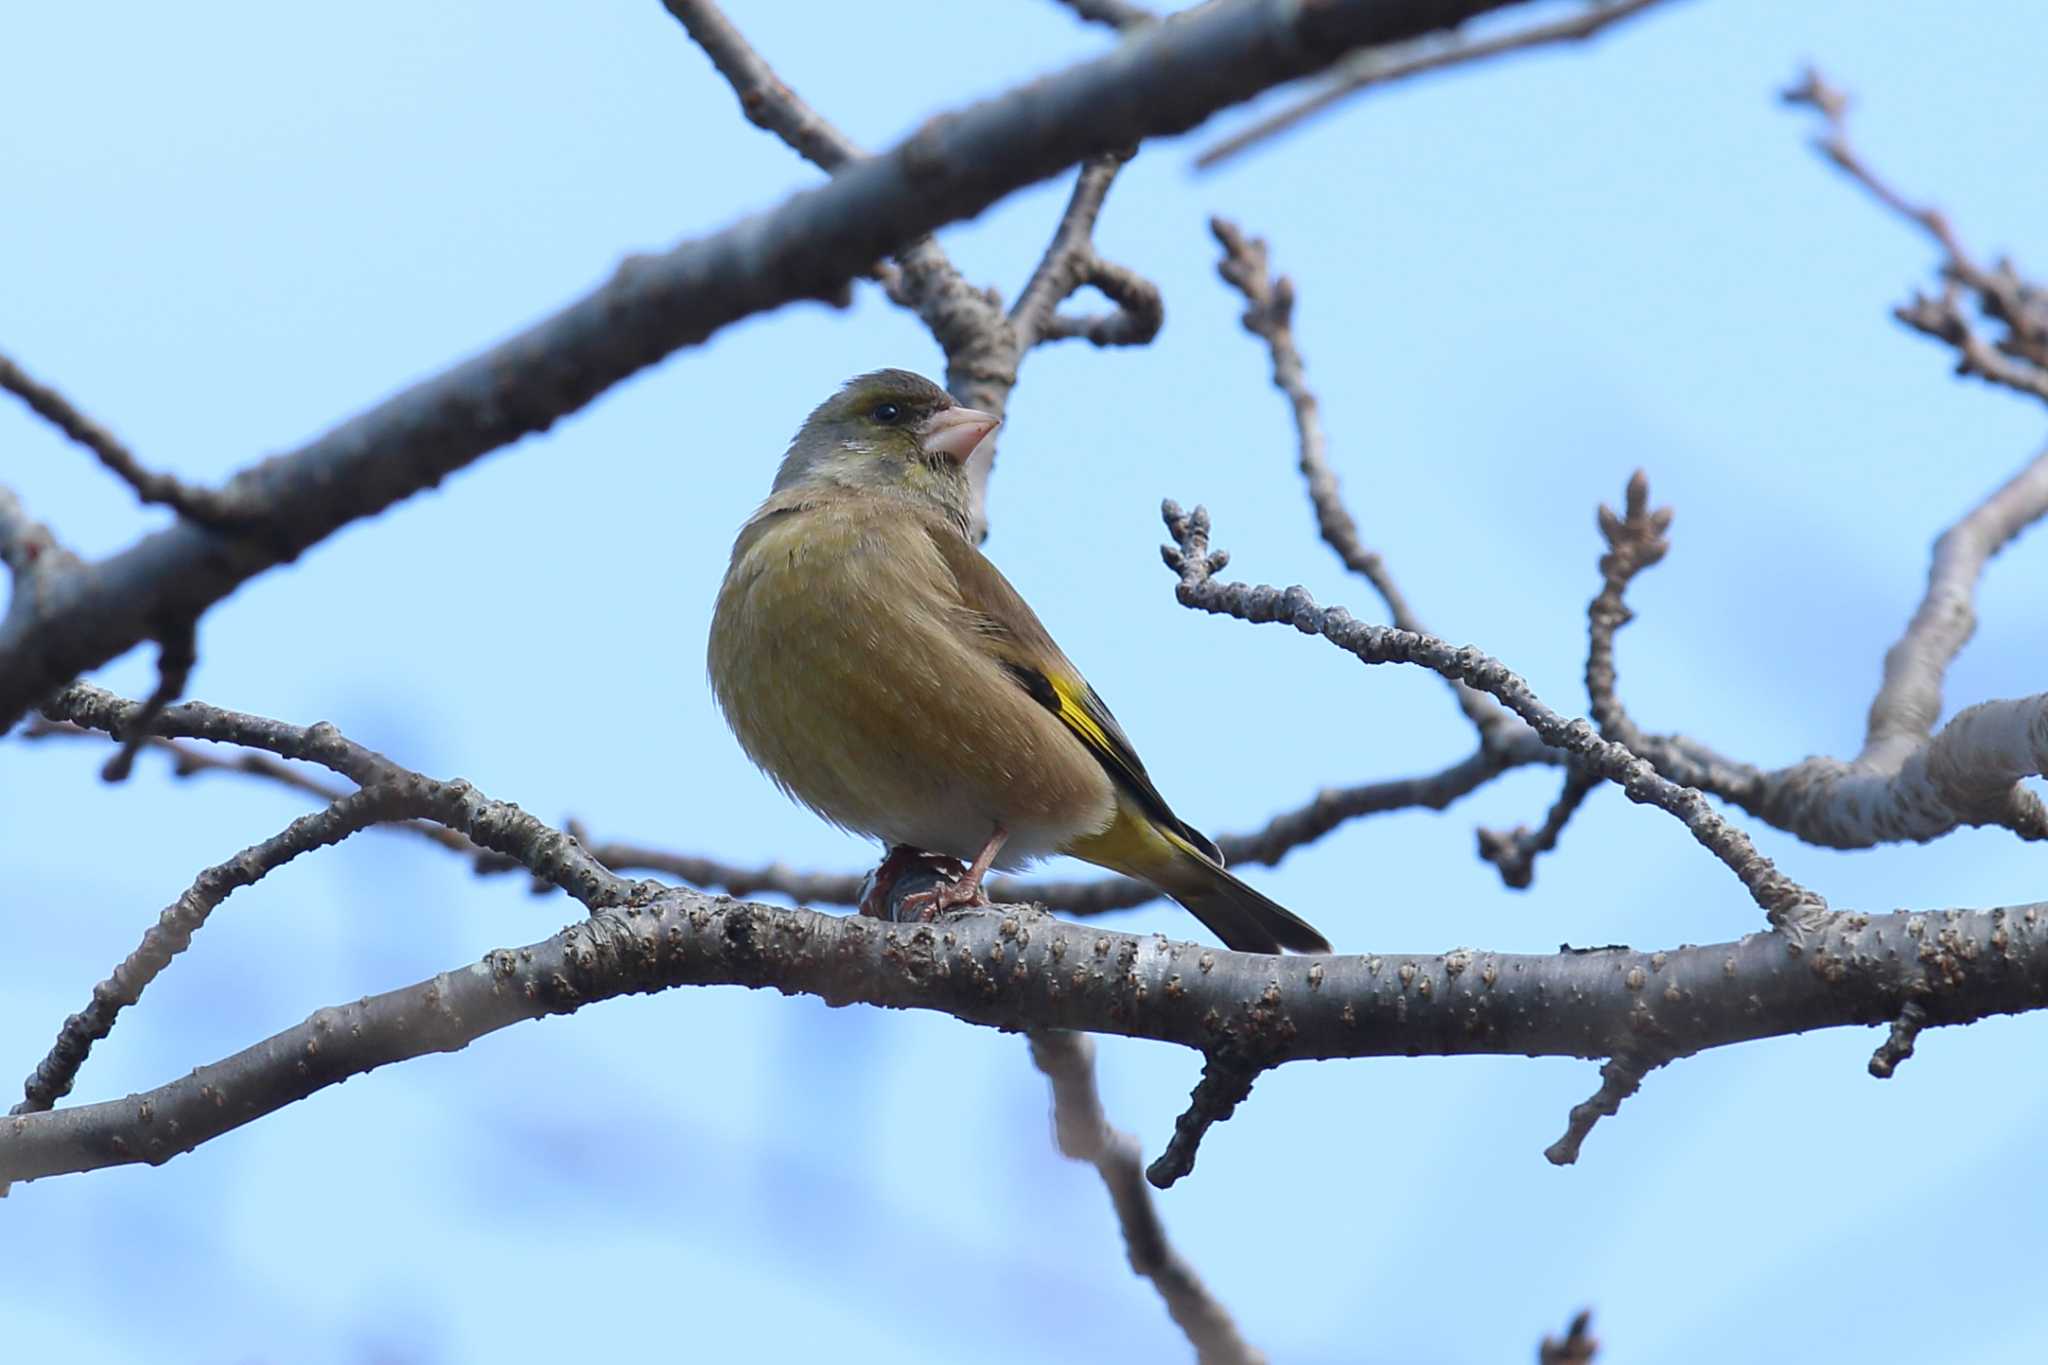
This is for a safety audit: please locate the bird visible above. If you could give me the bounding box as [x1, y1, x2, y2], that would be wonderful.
[706, 369, 1330, 955]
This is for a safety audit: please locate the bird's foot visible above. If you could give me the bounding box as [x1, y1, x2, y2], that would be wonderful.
[898, 824, 1008, 921]
[859, 846, 965, 920]
[897, 872, 995, 922]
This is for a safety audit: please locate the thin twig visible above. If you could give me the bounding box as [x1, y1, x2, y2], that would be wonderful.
[1584, 470, 1671, 750]
[1539, 1310, 1600, 1365]
[1029, 1032, 1266, 1364]
[0, 350, 240, 523]
[1476, 766, 1601, 889]
[1783, 67, 2048, 406]
[13, 785, 419, 1114]
[1574, 468, 2048, 848]
[1052, 0, 1157, 32]
[99, 622, 198, 782]
[1545, 1051, 1659, 1166]
[1868, 999, 1929, 1079]
[1893, 292, 2048, 403]
[1197, 0, 1674, 169]
[1476, 472, 1670, 886]
[661, 0, 1162, 541]
[21, 717, 502, 865]
[45, 682, 399, 786]
[662, 0, 861, 170]
[1162, 501, 1830, 937]
[40, 685, 632, 909]
[1209, 217, 1508, 743]
[1010, 151, 1161, 351]
[1146, 1053, 1261, 1189]
[29, 708, 1558, 916]
[17, 692, 640, 1117]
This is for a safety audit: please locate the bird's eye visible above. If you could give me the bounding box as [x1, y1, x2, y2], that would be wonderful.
[872, 402, 903, 424]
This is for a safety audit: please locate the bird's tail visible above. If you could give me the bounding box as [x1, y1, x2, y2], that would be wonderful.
[1068, 801, 1331, 955]
[1167, 853, 1331, 956]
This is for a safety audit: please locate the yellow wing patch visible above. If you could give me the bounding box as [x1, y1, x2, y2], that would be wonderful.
[1002, 660, 1224, 865]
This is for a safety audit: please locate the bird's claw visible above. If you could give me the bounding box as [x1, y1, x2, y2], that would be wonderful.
[859, 846, 967, 920]
[897, 876, 995, 921]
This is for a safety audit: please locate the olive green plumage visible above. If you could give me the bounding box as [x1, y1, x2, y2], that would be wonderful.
[706, 369, 1329, 955]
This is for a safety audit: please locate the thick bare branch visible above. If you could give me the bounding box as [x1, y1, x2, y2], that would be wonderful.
[1161, 502, 1828, 936]
[0, 350, 237, 524]
[0, 483, 82, 592]
[1197, 0, 1675, 170]
[8, 889, 2044, 1185]
[1210, 217, 1509, 743]
[0, 0, 1545, 732]
[1862, 447, 2048, 764]
[1030, 1032, 1265, 1364]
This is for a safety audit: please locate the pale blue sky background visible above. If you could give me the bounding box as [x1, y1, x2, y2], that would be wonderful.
[4, 2, 2045, 1361]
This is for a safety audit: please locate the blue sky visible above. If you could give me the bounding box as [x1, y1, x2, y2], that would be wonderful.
[4, 2, 2045, 1360]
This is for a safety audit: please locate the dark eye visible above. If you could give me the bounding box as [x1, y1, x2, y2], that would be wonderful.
[872, 402, 903, 424]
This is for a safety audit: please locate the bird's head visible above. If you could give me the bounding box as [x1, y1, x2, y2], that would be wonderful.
[773, 369, 999, 526]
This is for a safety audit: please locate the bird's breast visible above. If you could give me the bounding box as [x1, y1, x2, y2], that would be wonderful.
[707, 505, 1112, 864]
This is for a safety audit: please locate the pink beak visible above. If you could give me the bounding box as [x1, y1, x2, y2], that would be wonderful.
[919, 404, 1001, 464]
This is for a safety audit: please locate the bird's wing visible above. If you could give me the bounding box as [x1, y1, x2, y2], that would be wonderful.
[925, 522, 1224, 864]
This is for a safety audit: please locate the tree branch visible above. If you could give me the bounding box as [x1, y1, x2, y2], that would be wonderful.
[1196, 0, 1676, 170]
[1543, 1049, 1661, 1166]
[1210, 216, 1511, 746]
[1783, 67, 2048, 407]
[0, 0, 1541, 731]
[1051, 0, 1158, 32]
[1160, 502, 1828, 936]
[1030, 1031, 1265, 1364]
[8, 887, 2043, 1185]
[97, 621, 198, 783]
[0, 483, 82, 592]
[1571, 469, 2048, 849]
[1476, 765, 1600, 890]
[663, 0, 863, 170]
[663, 1, 1160, 540]
[1146, 1052, 1261, 1189]
[27, 703, 1560, 917]
[1539, 1310, 1599, 1365]
[17, 685, 639, 1119]
[1009, 151, 1162, 351]
[1860, 448, 2048, 767]
[13, 784, 420, 1115]
[0, 350, 238, 525]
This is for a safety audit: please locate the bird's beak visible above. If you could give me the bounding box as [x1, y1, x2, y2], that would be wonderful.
[919, 405, 1000, 464]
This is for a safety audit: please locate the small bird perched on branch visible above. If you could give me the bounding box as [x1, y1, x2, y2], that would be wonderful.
[707, 369, 1329, 954]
